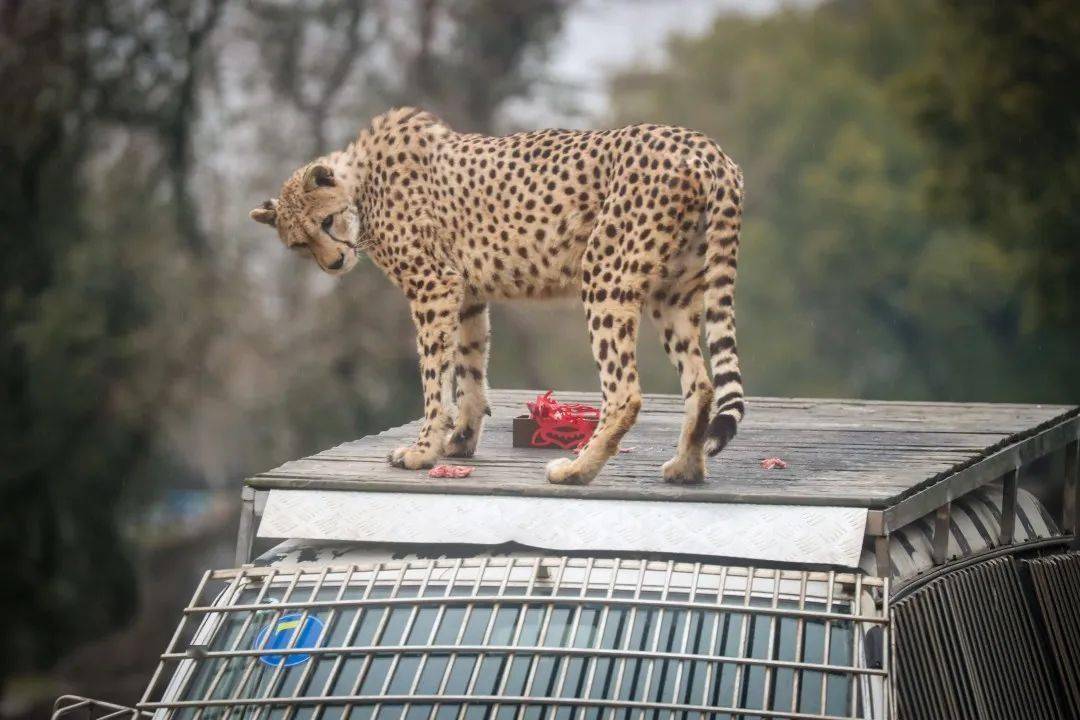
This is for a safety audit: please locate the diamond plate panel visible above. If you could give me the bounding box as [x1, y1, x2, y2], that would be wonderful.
[257, 489, 868, 567]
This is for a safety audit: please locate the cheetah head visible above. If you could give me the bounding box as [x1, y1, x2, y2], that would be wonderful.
[250, 163, 364, 276]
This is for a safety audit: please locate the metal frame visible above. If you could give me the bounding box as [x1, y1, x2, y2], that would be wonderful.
[998, 468, 1019, 545]
[235, 485, 266, 566]
[890, 536, 1074, 601]
[889, 552, 1067, 720]
[867, 415, 1080, 578]
[871, 415, 1079, 534]
[1025, 551, 1080, 716]
[1063, 439, 1079, 538]
[931, 502, 951, 566]
[138, 557, 890, 720]
[52, 695, 151, 720]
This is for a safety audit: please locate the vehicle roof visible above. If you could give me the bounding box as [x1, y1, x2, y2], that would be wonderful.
[242, 389, 1078, 572]
[247, 388, 1077, 511]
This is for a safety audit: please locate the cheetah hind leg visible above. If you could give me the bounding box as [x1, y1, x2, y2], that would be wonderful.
[650, 297, 711, 485]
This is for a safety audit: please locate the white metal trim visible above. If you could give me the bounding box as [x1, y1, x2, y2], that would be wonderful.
[257, 489, 869, 567]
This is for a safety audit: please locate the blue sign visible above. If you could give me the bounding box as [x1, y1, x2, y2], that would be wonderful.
[253, 613, 325, 667]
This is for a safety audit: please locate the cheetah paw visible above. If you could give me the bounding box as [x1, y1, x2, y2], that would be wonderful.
[545, 457, 591, 485]
[444, 425, 479, 458]
[662, 455, 705, 485]
[388, 445, 437, 470]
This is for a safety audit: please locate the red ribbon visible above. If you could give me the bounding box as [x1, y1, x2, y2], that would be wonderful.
[526, 391, 600, 450]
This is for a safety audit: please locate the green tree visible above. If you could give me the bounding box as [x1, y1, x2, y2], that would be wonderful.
[0, 0, 223, 686]
[902, 0, 1080, 348]
[2, 0, 578, 702]
[0, 3, 140, 680]
[609, 0, 1074, 402]
[402, 0, 568, 133]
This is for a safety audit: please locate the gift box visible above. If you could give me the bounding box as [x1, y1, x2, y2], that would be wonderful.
[512, 391, 600, 450]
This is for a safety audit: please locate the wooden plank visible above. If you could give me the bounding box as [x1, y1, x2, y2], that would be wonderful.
[245, 473, 906, 507]
[313, 450, 977, 470]
[491, 388, 1074, 411]
[331, 427, 1005, 452]
[246, 389, 1080, 512]
[492, 400, 1070, 437]
[491, 391, 1072, 423]
[338, 418, 1017, 449]
[261, 459, 931, 494]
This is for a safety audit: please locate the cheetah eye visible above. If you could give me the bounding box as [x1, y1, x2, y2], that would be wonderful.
[321, 215, 335, 233]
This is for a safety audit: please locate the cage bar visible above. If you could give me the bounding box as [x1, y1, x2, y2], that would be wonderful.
[139, 558, 889, 720]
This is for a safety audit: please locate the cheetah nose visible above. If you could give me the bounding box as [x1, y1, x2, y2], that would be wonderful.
[328, 252, 346, 271]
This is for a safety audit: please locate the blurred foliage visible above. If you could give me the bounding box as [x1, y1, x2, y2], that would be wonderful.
[610, 0, 1079, 401]
[901, 0, 1080, 332]
[1, 0, 1078, 706]
[2, 2, 143, 680]
[0, 0, 569, 698]
[401, 0, 566, 132]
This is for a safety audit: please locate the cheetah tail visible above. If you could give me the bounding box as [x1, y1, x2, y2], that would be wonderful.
[702, 166, 745, 457]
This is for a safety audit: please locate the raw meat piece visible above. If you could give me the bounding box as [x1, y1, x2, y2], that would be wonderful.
[428, 464, 475, 478]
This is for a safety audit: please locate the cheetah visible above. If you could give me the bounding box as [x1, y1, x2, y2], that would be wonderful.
[251, 108, 745, 485]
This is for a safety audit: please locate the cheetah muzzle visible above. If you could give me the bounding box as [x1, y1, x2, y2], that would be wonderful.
[251, 107, 746, 485]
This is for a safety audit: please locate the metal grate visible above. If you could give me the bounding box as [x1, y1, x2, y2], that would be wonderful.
[891, 556, 1067, 720]
[1024, 552, 1080, 718]
[52, 695, 149, 720]
[138, 558, 889, 720]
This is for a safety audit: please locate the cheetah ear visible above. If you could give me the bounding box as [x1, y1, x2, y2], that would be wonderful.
[250, 198, 278, 227]
[302, 164, 336, 192]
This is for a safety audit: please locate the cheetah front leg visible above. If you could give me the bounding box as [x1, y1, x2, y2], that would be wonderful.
[389, 280, 463, 470]
[445, 295, 490, 457]
[546, 299, 643, 485]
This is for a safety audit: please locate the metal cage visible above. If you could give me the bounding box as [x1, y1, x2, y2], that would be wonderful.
[52, 695, 151, 720]
[136, 557, 890, 720]
[890, 549, 1080, 720]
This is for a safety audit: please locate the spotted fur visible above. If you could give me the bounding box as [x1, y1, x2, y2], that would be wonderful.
[251, 107, 745, 484]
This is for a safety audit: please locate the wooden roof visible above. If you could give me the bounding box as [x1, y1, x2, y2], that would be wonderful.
[248, 389, 1078, 516]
